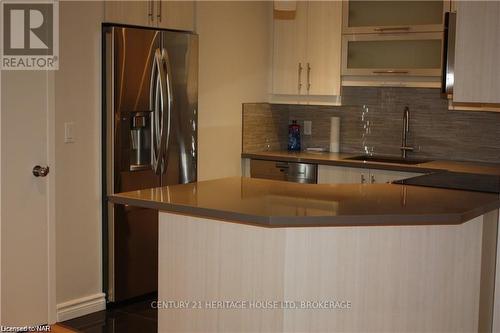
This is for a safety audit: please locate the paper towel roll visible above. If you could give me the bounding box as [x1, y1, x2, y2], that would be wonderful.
[329, 117, 340, 153]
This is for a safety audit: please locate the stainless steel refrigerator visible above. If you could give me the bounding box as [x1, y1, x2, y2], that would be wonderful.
[102, 24, 198, 302]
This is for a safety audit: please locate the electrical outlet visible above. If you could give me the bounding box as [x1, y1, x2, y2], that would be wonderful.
[304, 120, 312, 135]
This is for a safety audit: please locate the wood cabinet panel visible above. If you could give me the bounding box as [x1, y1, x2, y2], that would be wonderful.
[158, 1, 195, 31]
[272, 2, 307, 95]
[453, 1, 500, 104]
[104, 0, 195, 31]
[369, 169, 422, 184]
[319, 165, 423, 184]
[306, 1, 342, 96]
[104, 1, 152, 26]
[318, 165, 369, 184]
[272, 1, 341, 97]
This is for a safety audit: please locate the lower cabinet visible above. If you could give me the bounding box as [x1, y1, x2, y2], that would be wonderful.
[318, 165, 370, 184]
[318, 165, 422, 184]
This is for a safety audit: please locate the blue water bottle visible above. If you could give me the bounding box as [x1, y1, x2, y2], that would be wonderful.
[288, 120, 301, 151]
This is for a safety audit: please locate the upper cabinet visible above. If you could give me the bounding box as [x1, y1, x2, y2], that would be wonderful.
[342, 33, 443, 77]
[451, 1, 500, 107]
[341, 0, 449, 88]
[343, 1, 449, 34]
[271, 1, 342, 103]
[104, 1, 151, 27]
[159, 1, 195, 31]
[104, 1, 195, 31]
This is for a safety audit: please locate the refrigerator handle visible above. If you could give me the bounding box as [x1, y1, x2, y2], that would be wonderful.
[150, 48, 169, 175]
[159, 48, 174, 173]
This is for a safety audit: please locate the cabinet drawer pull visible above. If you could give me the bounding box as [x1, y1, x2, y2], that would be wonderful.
[373, 27, 411, 32]
[306, 62, 311, 93]
[372, 70, 409, 74]
[157, 0, 162, 22]
[298, 63, 303, 94]
[148, 0, 153, 22]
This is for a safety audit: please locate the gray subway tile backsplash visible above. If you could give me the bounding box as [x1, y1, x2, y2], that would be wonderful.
[242, 87, 500, 163]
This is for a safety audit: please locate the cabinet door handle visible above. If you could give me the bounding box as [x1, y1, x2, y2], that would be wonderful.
[371, 175, 375, 184]
[157, 0, 162, 22]
[306, 62, 311, 93]
[148, 0, 154, 22]
[361, 174, 366, 184]
[373, 27, 411, 32]
[298, 63, 303, 94]
[373, 70, 409, 74]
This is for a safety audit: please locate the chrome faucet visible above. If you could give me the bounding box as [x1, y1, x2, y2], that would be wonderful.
[400, 106, 414, 159]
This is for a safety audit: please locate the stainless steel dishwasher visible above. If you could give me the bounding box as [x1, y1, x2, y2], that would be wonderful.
[250, 159, 317, 184]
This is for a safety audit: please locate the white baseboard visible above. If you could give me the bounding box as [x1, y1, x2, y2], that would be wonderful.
[56, 293, 106, 322]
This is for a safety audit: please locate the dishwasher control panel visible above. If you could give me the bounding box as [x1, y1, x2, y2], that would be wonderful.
[250, 159, 317, 184]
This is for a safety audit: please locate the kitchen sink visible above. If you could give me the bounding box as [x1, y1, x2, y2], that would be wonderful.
[345, 155, 431, 165]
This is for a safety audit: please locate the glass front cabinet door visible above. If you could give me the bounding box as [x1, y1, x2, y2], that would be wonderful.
[343, 0, 450, 34]
[342, 33, 443, 77]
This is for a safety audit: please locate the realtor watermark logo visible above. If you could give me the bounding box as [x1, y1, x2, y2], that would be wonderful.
[1, 0, 59, 70]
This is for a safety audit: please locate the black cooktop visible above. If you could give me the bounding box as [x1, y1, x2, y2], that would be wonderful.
[393, 171, 500, 194]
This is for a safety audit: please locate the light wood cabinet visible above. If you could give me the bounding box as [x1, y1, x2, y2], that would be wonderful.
[272, 1, 342, 98]
[318, 165, 369, 184]
[369, 169, 422, 184]
[158, 1, 195, 31]
[272, 2, 307, 96]
[104, 0, 195, 31]
[452, 1, 500, 105]
[104, 1, 152, 27]
[318, 165, 422, 185]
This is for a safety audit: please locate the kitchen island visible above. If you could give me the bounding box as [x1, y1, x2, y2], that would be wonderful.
[110, 177, 500, 333]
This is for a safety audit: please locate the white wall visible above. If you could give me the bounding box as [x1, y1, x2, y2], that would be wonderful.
[54, 1, 104, 315]
[196, 1, 271, 181]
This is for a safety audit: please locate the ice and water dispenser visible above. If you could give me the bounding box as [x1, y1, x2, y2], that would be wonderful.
[129, 111, 152, 171]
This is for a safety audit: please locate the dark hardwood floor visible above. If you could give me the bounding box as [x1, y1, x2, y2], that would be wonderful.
[62, 296, 157, 333]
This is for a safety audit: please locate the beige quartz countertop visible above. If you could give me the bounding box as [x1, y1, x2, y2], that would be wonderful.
[109, 177, 500, 228]
[241, 151, 500, 175]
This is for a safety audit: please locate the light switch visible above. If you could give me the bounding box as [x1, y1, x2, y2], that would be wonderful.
[64, 122, 75, 143]
[304, 121, 312, 135]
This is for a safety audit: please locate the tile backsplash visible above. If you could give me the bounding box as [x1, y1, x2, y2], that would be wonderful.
[242, 87, 500, 163]
[241, 103, 288, 152]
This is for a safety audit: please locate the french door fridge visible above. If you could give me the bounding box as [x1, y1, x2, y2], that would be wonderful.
[103, 24, 198, 302]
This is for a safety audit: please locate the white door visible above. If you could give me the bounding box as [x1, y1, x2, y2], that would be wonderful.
[1, 69, 56, 325]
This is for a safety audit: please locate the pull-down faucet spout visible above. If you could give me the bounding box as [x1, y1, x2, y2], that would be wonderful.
[400, 106, 414, 159]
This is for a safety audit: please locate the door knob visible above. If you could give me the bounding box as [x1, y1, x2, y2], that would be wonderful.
[33, 165, 50, 177]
